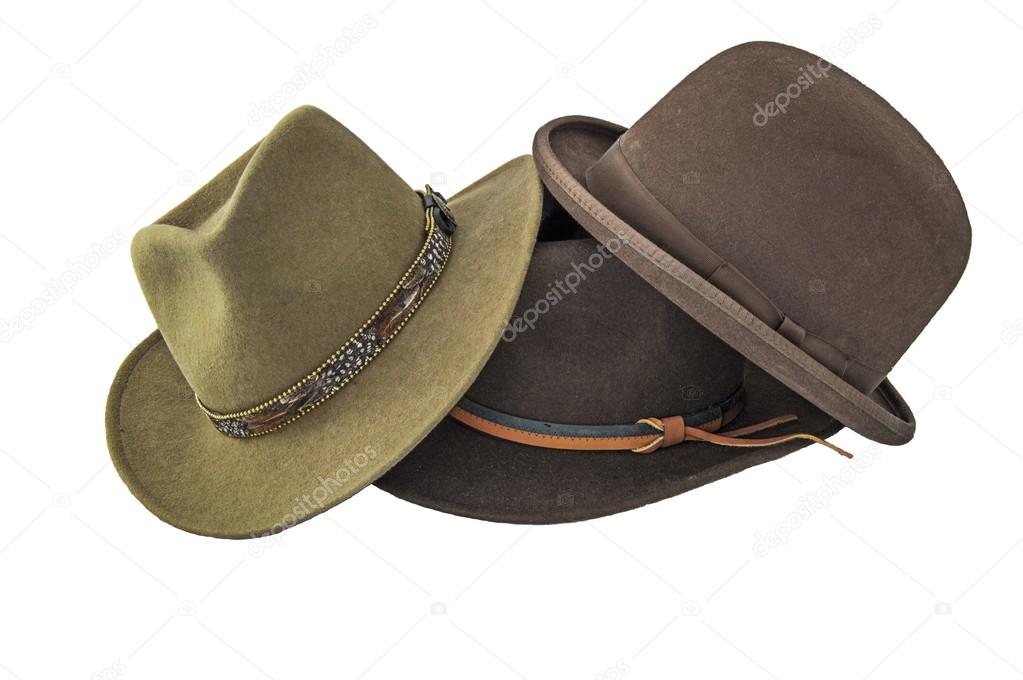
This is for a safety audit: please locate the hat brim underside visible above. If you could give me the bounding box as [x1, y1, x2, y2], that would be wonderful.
[533, 116, 915, 445]
[375, 364, 842, 523]
[106, 156, 543, 538]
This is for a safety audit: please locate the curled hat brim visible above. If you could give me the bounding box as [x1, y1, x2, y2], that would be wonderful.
[376, 364, 842, 524]
[533, 116, 915, 445]
[106, 156, 542, 539]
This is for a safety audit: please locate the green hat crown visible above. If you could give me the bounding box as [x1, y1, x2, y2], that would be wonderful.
[132, 106, 427, 412]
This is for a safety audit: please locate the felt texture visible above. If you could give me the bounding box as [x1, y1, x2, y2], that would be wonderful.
[375, 195, 842, 523]
[533, 41, 971, 445]
[133, 106, 426, 411]
[609, 41, 969, 378]
[106, 107, 543, 538]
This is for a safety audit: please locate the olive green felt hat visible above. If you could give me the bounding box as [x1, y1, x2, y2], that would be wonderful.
[106, 106, 542, 538]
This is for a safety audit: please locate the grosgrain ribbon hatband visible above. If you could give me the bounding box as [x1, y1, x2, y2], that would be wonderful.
[584, 140, 889, 393]
[450, 385, 852, 457]
[198, 186, 456, 438]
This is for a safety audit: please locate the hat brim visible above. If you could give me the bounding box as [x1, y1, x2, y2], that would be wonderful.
[375, 363, 842, 523]
[106, 156, 543, 538]
[533, 116, 915, 445]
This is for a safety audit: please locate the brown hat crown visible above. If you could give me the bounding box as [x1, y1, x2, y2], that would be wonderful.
[131, 106, 426, 412]
[466, 198, 745, 424]
[584, 41, 971, 394]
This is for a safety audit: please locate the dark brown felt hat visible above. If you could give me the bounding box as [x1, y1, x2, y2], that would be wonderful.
[375, 192, 843, 523]
[532, 41, 971, 445]
[106, 106, 542, 538]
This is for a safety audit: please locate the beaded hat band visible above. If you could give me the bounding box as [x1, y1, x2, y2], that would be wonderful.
[197, 187, 456, 438]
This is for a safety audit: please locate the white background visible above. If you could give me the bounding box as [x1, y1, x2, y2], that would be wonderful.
[1, 0, 1021, 678]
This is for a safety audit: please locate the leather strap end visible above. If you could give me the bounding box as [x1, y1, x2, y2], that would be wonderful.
[632, 418, 666, 453]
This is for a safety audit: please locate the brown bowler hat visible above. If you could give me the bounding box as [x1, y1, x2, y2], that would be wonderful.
[532, 41, 971, 445]
[375, 192, 844, 523]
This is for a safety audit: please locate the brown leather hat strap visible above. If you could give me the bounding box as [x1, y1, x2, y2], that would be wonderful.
[449, 406, 656, 452]
[449, 388, 852, 457]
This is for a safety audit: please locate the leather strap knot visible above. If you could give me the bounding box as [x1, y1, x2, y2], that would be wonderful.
[631, 416, 686, 453]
